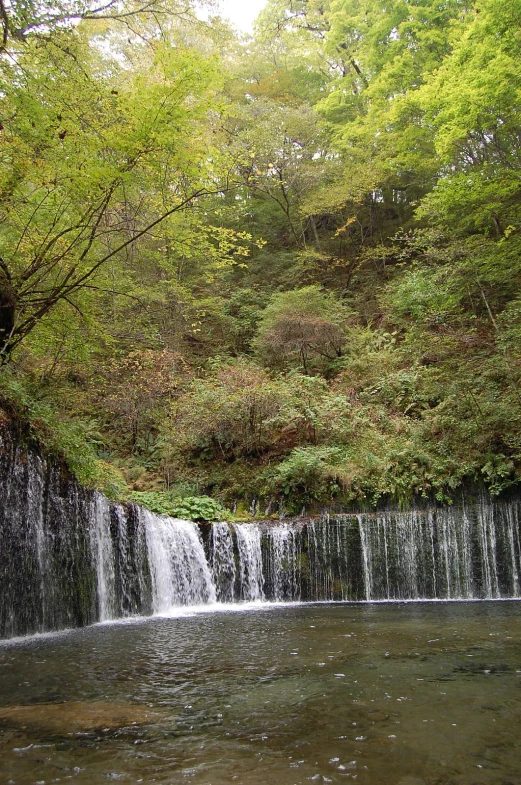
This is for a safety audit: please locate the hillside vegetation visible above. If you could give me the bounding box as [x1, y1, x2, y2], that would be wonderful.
[1, 0, 521, 515]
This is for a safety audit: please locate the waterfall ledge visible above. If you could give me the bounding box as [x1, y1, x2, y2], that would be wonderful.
[1, 424, 520, 639]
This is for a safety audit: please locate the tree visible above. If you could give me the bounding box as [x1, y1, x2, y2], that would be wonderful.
[224, 98, 331, 249]
[3, 0, 521, 509]
[312, 0, 471, 233]
[0, 29, 232, 361]
[0, 0, 202, 52]
[254, 286, 348, 373]
[167, 359, 293, 463]
[415, 0, 521, 235]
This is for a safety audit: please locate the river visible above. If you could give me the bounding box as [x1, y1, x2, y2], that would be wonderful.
[1, 600, 520, 784]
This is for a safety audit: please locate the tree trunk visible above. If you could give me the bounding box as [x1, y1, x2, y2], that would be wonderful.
[0, 260, 16, 361]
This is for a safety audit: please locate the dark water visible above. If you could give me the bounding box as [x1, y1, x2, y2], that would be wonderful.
[1, 601, 520, 785]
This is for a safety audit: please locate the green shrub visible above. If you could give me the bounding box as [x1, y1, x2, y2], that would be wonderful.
[0, 367, 110, 489]
[170, 495, 228, 522]
[129, 491, 228, 521]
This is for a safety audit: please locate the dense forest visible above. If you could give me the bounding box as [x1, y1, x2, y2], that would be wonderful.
[0, 0, 520, 518]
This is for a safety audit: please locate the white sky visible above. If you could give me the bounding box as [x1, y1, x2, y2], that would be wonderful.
[217, 0, 268, 33]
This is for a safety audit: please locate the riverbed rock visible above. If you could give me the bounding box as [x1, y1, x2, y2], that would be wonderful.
[0, 701, 164, 733]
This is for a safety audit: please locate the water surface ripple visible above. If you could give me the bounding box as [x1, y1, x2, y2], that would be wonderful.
[1, 601, 520, 785]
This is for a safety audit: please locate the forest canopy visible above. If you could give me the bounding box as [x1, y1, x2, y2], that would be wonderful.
[1, 0, 520, 515]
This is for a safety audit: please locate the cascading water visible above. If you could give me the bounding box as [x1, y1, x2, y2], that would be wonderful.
[233, 523, 265, 601]
[209, 522, 236, 602]
[2, 424, 521, 640]
[144, 511, 216, 612]
[263, 523, 302, 601]
[90, 493, 116, 621]
[354, 503, 521, 601]
[306, 517, 361, 601]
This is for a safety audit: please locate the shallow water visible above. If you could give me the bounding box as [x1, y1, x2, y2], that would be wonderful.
[1, 601, 520, 785]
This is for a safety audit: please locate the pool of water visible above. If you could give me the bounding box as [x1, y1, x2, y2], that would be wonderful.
[1, 601, 520, 785]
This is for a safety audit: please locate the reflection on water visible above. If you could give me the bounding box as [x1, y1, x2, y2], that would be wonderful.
[0, 601, 520, 785]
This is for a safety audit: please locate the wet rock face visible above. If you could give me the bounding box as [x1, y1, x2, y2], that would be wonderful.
[0, 425, 98, 638]
[0, 425, 152, 640]
[2, 421, 521, 641]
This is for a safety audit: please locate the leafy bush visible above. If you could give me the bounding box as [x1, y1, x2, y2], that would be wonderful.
[267, 446, 346, 503]
[0, 368, 111, 489]
[254, 286, 349, 374]
[129, 491, 228, 521]
[165, 359, 294, 463]
[170, 496, 228, 522]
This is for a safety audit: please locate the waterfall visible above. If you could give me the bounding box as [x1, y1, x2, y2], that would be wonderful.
[263, 523, 301, 601]
[90, 493, 116, 621]
[307, 517, 359, 600]
[233, 523, 265, 601]
[355, 507, 502, 601]
[143, 511, 216, 613]
[505, 505, 521, 597]
[209, 522, 236, 602]
[2, 425, 521, 639]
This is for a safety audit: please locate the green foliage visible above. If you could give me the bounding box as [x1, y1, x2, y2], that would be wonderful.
[254, 286, 349, 373]
[0, 367, 125, 493]
[2, 0, 521, 514]
[169, 496, 229, 522]
[165, 359, 294, 463]
[268, 446, 346, 502]
[0, 23, 233, 360]
[128, 491, 228, 521]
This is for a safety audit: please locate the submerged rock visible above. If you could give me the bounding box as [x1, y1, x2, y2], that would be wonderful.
[0, 701, 165, 733]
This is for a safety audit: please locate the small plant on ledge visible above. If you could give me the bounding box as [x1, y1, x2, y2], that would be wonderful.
[129, 491, 229, 522]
